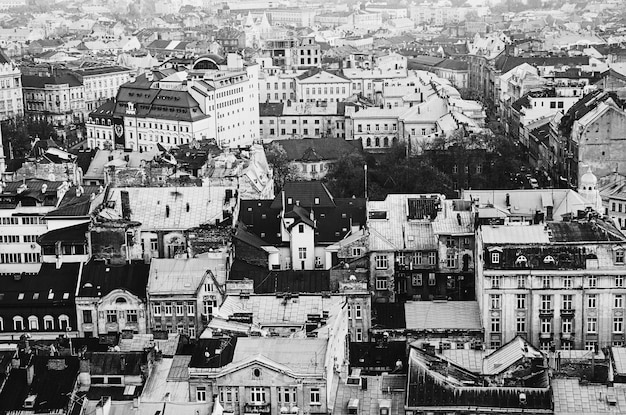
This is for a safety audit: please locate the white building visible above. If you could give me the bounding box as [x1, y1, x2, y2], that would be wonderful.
[295, 69, 352, 103]
[75, 66, 132, 112]
[0, 179, 69, 276]
[0, 49, 22, 120]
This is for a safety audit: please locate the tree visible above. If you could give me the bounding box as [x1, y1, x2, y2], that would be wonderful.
[264, 142, 301, 193]
[325, 152, 367, 198]
[1, 116, 59, 160]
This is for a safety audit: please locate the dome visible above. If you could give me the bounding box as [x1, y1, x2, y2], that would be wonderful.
[579, 166, 597, 191]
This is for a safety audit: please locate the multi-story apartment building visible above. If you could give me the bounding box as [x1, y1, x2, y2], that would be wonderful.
[259, 100, 353, 141]
[367, 194, 476, 303]
[477, 216, 626, 351]
[295, 69, 351, 103]
[75, 260, 150, 338]
[74, 65, 132, 112]
[0, 179, 69, 276]
[85, 99, 120, 150]
[258, 66, 300, 103]
[22, 72, 86, 127]
[147, 256, 227, 338]
[0, 49, 22, 120]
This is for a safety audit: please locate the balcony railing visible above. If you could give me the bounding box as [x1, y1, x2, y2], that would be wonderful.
[539, 309, 554, 317]
[560, 308, 575, 317]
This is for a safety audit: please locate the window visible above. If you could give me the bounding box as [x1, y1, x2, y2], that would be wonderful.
[127, 310, 138, 323]
[616, 295, 624, 308]
[43, 315, 53, 330]
[352, 247, 363, 257]
[412, 273, 422, 286]
[491, 317, 500, 332]
[164, 303, 173, 315]
[614, 317, 624, 333]
[220, 387, 239, 403]
[617, 275, 624, 288]
[187, 302, 195, 315]
[412, 252, 423, 266]
[196, 386, 207, 402]
[298, 247, 307, 260]
[176, 303, 185, 316]
[375, 255, 388, 269]
[491, 252, 500, 264]
[587, 317, 597, 333]
[298, 224, 304, 233]
[250, 387, 266, 403]
[153, 304, 161, 316]
[354, 304, 362, 319]
[585, 341, 598, 352]
[490, 294, 501, 309]
[106, 310, 117, 323]
[28, 316, 38, 330]
[491, 276, 501, 289]
[517, 275, 526, 288]
[541, 295, 552, 311]
[562, 318, 572, 334]
[562, 276, 572, 288]
[375, 276, 387, 290]
[516, 316, 526, 333]
[446, 253, 456, 268]
[82, 310, 92, 324]
[428, 252, 436, 265]
[13, 316, 23, 331]
[516, 294, 526, 309]
[428, 273, 436, 286]
[542, 276, 551, 289]
[617, 250, 625, 264]
[355, 328, 363, 342]
[277, 387, 294, 404]
[560, 294, 572, 310]
[310, 388, 321, 405]
[541, 318, 552, 334]
[587, 294, 597, 308]
[588, 275, 597, 287]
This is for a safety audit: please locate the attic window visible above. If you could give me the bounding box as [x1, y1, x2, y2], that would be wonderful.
[287, 198, 293, 204]
[48, 291, 54, 300]
[116, 297, 127, 303]
[314, 197, 320, 205]
[18, 293, 24, 300]
[32, 293, 39, 300]
[544, 255, 556, 264]
[515, 255, 528, 266]
[63, 293, 69, 300]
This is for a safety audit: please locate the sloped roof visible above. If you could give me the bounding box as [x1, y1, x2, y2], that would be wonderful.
[38, 222, 88, 245]
[482, 336, 543, 375]
[404, 301, 482, 331]
[231, 338, 327, 376]
[270, 181, 336, 209]
[148, 257, 222, 295]
[277, 138, 363, 162]
[229, 260, 330, 294]
[78, 260, 150, 299]
[22, 73, 81, 88]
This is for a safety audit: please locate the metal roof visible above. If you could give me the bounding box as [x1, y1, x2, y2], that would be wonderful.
[404, 301, 482, 331]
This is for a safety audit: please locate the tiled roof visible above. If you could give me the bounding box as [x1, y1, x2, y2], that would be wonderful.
[404, 301, 482, 331]
[105, 186, 231, 231]
[38, 222, 88, 245]
[552, 378, 626, 414]
[114, 86, 208, 122]
[0, 263, 80, 306]
[148, 257, 225, 295]
[78, 260, 150, 299]
[270, 181, 336, 209]
[229, 260, 330, 294]
[46, 185, 101, 217]
[215, 294, 344, 325]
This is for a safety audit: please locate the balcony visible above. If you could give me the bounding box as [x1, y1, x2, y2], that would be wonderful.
[540, 332, 553, 339]
[244, 402, 270, 414]
[539, 309, 554, 317]
[560, 308, 575, 317]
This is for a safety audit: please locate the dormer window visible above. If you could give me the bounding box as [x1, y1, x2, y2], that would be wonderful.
[616, 249, 625, 264]
[544, 255, 556, 264]
[491, 252, 500, 264]
[515, 255, 528, 267]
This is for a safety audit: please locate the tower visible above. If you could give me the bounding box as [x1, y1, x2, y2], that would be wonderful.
[578, 166, 603, 214]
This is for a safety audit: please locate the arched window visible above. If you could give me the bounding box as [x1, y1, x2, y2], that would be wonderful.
[13, 316, 23, 331]
[375, 137, 380, 147]
[515, 255, 528, 266]
[28, 316, 38, 331]
[59, 315, 70, 331]
[366, 137, 371, 147]
[115, 297, 127, 304]
[383, 137, 389, 147]
[43, 315, 54, 331]
[544, 255, 556, 264]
